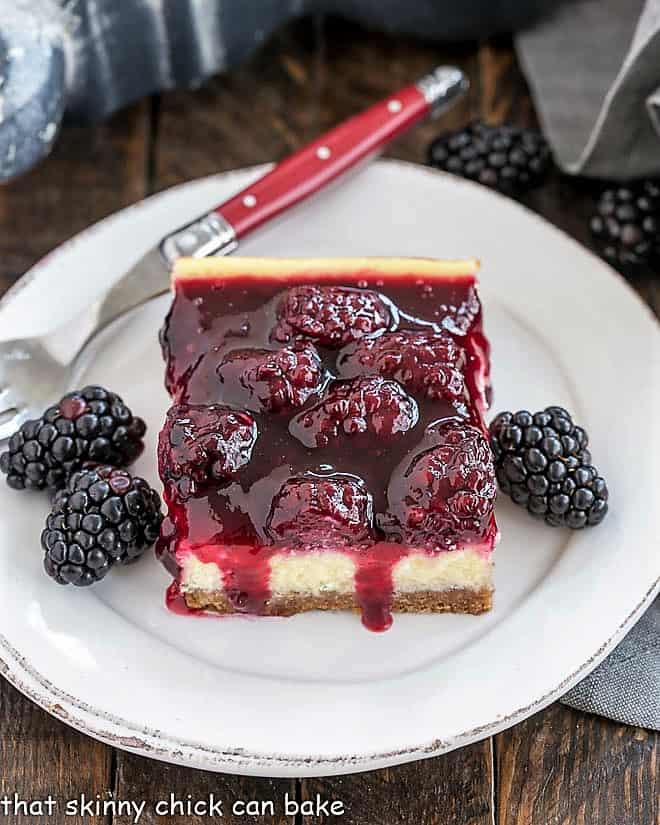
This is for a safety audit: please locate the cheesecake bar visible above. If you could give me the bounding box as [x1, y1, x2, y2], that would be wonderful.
[157, 257, 498, 631]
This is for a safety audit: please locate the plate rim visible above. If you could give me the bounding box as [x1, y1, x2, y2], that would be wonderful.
[1, 578, 657, 775]
[1, 159, 658, 776]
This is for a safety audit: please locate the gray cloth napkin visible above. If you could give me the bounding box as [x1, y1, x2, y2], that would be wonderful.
[516, 0, 660, 179]
[560, 597, 659, 729]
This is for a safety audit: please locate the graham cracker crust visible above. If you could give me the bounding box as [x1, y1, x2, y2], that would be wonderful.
[183, 587, 493, 616]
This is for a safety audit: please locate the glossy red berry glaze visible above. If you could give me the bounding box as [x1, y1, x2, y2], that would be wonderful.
[158, 262, 496, 631]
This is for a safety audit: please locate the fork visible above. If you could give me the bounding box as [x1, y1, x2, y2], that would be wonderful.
[0, 66, 467, 439]
[0, 247, 170, 439]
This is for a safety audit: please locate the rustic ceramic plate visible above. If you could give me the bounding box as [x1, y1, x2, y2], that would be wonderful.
[0, 161, 658, 777]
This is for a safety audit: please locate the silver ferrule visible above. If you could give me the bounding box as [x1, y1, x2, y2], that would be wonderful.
[160, 211, 237, 266]
[416, 66, 468, 117]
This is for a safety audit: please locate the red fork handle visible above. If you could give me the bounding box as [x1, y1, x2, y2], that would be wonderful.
[160, 67, 466, 264]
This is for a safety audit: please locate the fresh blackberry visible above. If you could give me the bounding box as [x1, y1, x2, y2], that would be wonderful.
[41, 465, 163, 587]
[428, 121, 551, 195]
[489, 406, 609, 528]
[589, 181, 660, 275]
[0, 386, 146, 491]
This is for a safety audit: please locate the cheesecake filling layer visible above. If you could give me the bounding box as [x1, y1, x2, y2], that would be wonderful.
[158, 257, 498, 631]
[181, 547, 493, 595]
[174, 544, 494, 631]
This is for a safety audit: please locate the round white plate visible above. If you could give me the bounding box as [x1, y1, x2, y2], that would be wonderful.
[0, 161, 658, 777]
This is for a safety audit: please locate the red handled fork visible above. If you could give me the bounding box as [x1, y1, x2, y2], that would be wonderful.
[0, 66, 467, 437]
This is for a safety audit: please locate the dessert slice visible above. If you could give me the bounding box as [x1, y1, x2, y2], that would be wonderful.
[157, 257, 498, 631]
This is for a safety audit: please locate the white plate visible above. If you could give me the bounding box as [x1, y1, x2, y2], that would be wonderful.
[0, 160, 658, 777]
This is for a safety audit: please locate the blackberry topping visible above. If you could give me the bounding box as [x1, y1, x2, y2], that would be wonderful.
[290, 376, 418, 448]
[379, 420, 496, 547]
[273, 285, 391, 348]
[489, 406, 609, 528]
[266, 474, 374, 548]
[0, 386, 146, 491]
[41, 465, 163, 587]
[217, 344, 326, 413]
[338, 331, 466, 403]
[428, 121, 551, 195]
[158, 403, 257, 500]
[589, 181, 660, 275]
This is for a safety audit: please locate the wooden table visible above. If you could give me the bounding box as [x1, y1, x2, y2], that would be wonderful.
[1, 20, 658, 825]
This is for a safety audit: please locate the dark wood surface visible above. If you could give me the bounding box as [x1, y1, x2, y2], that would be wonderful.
[0, 19, 658, 825]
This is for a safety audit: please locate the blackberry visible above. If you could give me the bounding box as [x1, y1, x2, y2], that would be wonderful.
[41, 465, 163, 587]
[0, 386, 146, 491]
[428, 121, 551, 195]
[158, 403, 257, 500]
[266, 474, 374, 547]
[338, 331, 466, 403]
[290, 377, 418, 448]
[489, 406, 609, 528]
[273, 285, 391, 348]
[217, 344, 326, 413]
[379, 420, 496, 547]
[589, 181, 660, 275]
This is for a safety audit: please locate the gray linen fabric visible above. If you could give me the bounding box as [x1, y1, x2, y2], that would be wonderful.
[561, 597, 659, 730]
[516, 0, 660, 178]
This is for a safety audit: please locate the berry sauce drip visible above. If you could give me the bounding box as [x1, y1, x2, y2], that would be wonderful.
[158, 266, 495, 631]
[353, 544, 408, 632]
